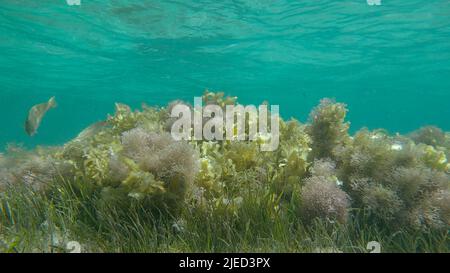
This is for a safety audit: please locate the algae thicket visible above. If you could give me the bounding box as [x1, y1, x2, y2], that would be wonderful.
[0, 92, 448, 253]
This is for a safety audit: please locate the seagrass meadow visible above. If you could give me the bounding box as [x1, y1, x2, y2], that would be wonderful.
[0, 92, 449, 253]
[1, 1, 450, 253]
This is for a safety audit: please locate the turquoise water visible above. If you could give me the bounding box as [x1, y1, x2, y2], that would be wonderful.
[1, 0, 449, 149]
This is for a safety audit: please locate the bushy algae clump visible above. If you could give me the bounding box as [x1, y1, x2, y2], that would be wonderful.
[307, 98, 350, 160]
[298, 159, 350, 225]
[333, 129, 449, 230]
[59, 103, 198, 216]
[0, 91, 449, 252]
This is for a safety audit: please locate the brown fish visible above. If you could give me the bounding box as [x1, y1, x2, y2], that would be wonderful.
[25, 96, 57, 136]
[73, 120, 108, 141]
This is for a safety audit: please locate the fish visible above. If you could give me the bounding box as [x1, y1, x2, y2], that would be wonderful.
[73, 120, 108, 141]
[25, 96, 57, 136]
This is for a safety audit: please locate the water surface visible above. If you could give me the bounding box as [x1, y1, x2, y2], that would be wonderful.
[1, 0, 449, 149]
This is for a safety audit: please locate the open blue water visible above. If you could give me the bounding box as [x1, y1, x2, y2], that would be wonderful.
[1, 0, 449, 149]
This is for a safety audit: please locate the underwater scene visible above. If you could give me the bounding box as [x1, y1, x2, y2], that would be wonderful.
[0, 0, 449, 253]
